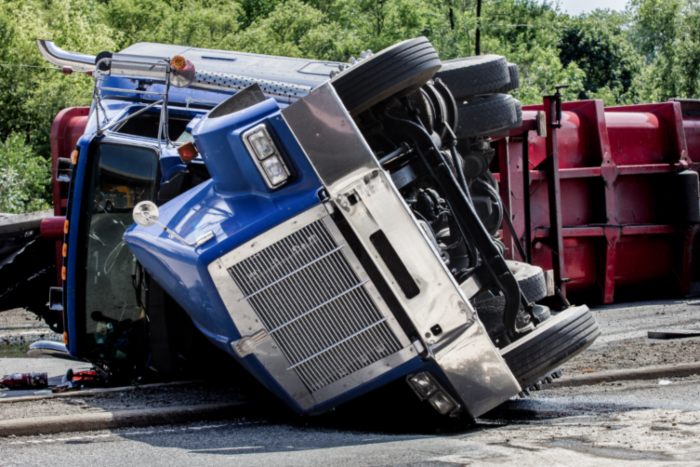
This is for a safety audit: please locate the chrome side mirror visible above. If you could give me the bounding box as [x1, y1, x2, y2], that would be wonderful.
[132, 201, 160, 227]
[27, 341, 84, 361]
[131, 201, 215, 248]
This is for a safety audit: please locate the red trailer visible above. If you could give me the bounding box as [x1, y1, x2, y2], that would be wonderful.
[494, 97, 700, 304]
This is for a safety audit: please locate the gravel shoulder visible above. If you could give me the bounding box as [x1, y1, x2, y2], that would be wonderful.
[0, 382, 250, 421]
[559, 299, 700, 375]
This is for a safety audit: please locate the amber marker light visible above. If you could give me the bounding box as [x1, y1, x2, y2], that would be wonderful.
[178, 141, 198, 163]
[63, 220, 69, 235]
[62, 243, 67, 258]
[170, 55, 195, 87]
[171, 55, 187, 70]
[61, 266, 67, 281]
[70, 148, 79, 165]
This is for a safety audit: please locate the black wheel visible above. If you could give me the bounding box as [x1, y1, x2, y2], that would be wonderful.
[471, 177, 503, 235]
[471, 261, 547, 313]
[493, 63, 520, 94]
[331, 37, 441, 116]
[456, 94, 522, 138]
[502, 305, 600, 388]
[436, 55, 510, 100]
[507, 260, 547, 303]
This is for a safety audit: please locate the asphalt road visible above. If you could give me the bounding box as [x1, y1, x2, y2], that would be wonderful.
[2, 375, 699, 466]
[1, 300, 699, 465]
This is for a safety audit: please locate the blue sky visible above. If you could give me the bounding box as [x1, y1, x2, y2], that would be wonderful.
[557, 0, 628, 15]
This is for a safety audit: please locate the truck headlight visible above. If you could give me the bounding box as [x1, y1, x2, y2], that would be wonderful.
[407, 371, 461, 416]
[243, 124, 290, 188]
[407, 372, 439, 399]
[427, 391, 459, 415]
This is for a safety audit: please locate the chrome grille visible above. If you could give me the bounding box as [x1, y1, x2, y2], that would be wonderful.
[227, 218, 403, 392]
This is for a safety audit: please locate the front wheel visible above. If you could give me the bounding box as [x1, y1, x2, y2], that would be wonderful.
[331, 36, 441, 116]
[501, 305, 600, 388]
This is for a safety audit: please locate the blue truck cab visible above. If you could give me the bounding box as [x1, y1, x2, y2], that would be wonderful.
[40, 38, 599, 420]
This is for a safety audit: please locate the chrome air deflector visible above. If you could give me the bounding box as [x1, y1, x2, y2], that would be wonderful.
[208, 205, 415, 409]
[281, 83, 521, 417]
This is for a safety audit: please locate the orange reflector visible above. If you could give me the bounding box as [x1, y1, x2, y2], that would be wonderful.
[70, 148, 79, 165]
[61, 266, 67, 281]
[171, 55, 187, 71]
[64, 220, 69, 235]
[63, 332, 69, 345]
[178, 141, 198, 163]
[62, 243, 68, 258]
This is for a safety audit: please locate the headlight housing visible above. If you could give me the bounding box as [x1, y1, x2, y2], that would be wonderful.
[407, 371, 461, 416]
[243, 124, 291, 188]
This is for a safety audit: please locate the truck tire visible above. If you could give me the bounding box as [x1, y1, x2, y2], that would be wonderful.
[472, 260, 547, 311]
[491, 63, 520, 94]
[331, 37, 441, 116]
[501, 305, 600, 388]
[436, 55, 510, 100]
[456, 94, 522, 138]
[507, 260, 547, 303]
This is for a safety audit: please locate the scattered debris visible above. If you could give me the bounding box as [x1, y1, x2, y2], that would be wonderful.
[647, 329, 700, 340]
[0, 372, 48, 390]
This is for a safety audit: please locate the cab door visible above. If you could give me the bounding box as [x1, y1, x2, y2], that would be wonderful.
[65, 135, 159, 373]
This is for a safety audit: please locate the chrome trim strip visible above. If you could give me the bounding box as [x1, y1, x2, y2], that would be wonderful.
[99, 86, 165, 96]
[193, 70, 311, 103]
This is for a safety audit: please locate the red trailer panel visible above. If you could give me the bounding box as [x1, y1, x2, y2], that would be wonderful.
[495, 98, 700, 304]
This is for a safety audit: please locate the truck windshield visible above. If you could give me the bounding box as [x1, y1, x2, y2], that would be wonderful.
[82, 142, 158, 363]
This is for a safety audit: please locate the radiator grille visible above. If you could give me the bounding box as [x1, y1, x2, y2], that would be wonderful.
[227, 219, 402, 392]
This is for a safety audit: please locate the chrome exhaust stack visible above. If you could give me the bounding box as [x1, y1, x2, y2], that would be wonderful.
[37, 39, 95, 73]
[38, 39, 195, 86]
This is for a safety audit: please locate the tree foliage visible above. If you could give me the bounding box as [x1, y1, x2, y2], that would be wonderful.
[559, 11, 641, 102]
[0, 0, 698, 212]
[0, 133, 50, 213]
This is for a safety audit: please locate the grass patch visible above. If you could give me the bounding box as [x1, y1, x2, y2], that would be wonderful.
[0, 343, 29, 358]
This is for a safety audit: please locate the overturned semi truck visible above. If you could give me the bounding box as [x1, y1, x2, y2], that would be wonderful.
[22, 37, 599, 419]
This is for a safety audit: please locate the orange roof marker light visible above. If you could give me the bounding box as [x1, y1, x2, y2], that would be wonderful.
[170, 55, 195, 88]
[178, 141, 198, 163]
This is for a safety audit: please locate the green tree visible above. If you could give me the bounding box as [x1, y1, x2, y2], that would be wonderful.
[225, 0, 360, 60]
[630, 0, 700, 100]
[478, 0, 585, 102]
[104, 0, 241, 49]
[0, 133, 50, 213]
[559, 11, 642, 103]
